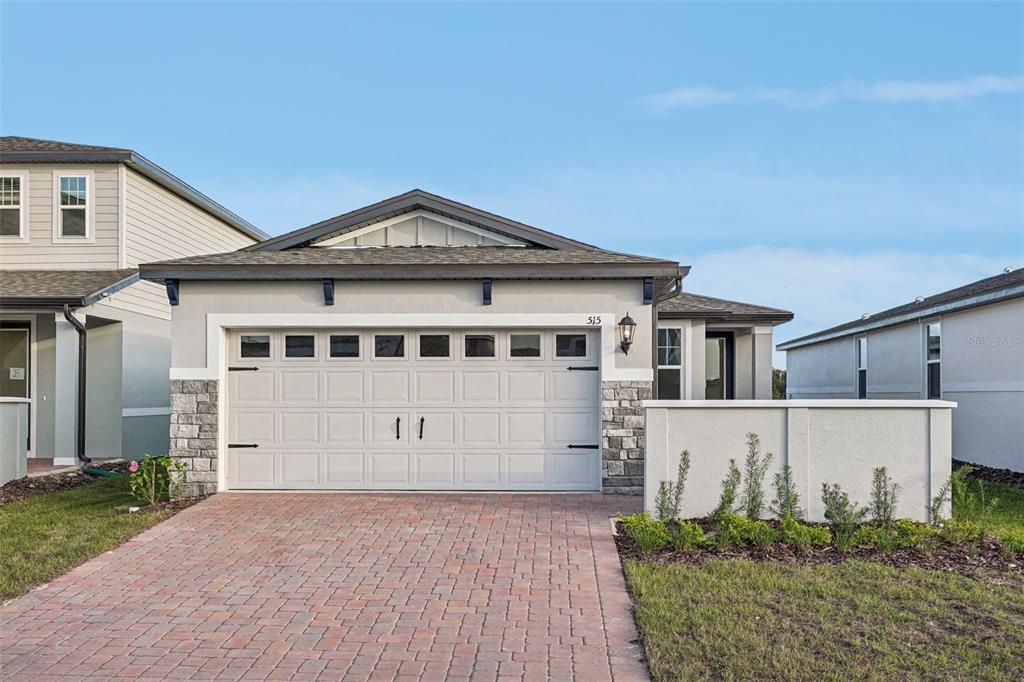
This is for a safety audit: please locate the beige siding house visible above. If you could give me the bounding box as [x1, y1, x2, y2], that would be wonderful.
[139, 190, 791, 497]
[0, 136, 266, 477]
[780, 268, 1024, 472]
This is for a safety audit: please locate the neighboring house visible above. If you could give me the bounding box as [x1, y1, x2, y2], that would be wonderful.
[778, 268, 1024, 472]
[139, 190, 791, 496]
[0, 136, 266, 474]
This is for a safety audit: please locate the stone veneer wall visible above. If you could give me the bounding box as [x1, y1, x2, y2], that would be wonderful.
[170, 379, 219, 497]
[601, 380, 652, 495]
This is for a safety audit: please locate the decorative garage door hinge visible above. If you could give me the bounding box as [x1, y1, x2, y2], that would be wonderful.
[566, 366, 599, 371]
[228, 366, 260, 372]
[567, 444, 599, 449]
[227, 443, 259, 448]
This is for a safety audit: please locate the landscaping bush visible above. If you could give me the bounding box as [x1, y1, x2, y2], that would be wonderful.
[667, 520, 708, 550]
[940, 518, 983, 545]
[779, 514, 831, 553]
[998, 531, 1024, 558]
[655, 450, 691, 520]
[620, 513, 669, 555]
[739, 433, 773, 520]
[128, 454, 186, 506]
[869, 466, 899, 527]
[849, 520, 937, 553]
[712, 459, 742, 523]
[714, 513, 778, 548]
[770, 464, 803, 520]
[821, 483, 869, 552]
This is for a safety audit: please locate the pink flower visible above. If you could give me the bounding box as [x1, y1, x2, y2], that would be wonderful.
[129, 461, 139, 472]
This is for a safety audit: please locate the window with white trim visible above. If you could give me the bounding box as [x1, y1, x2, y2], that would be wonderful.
[856, 336, 868, 399]
[58, 175, 88, 238]
[656, 328, 682, 399]
[926, 322, 941, 399]
[0, 174, 25, 238]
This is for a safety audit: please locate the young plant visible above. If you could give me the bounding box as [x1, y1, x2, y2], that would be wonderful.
[951, 465, 1001, 528]
[929, 477, 952, 524]
[714, 513, 778, 548]
[770, 464, 803, 520]
[779, 514, 831, 553]
[869, 467, 899, 527]
[739, 433, 773, 520]
[821, 483, 869, 552]
[128, 454, 186, 506]
[655, 450, 691, 520]
[619, 513, 669, 555]
[667, 520, 708, 551]
[712, 459, 742, 524]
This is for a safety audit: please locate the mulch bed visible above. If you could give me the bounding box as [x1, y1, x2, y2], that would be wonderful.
[615, 521, 1023, 586]
[954, 459, 1024, 492]
[0, 462, 130, 506]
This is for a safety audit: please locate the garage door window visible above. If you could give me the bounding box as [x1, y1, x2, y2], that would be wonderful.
[556, 334, 587, 357]
[284, 334, 315, 358]
[240, 335, 270, 358]
[419, 334, 450, 358]
[509, 334, 541, 358]
[375, 334, 405, 358]
[329, 334, 360, 358]
[465, 334, 495, 358]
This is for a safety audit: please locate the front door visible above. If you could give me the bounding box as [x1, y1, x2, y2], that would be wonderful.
[0, 323, 30, 451]
[705, 331, 735, 400]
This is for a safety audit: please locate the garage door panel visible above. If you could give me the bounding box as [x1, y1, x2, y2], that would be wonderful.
[280, 452, 319, 486]
[371, 412, 410, 443]
[506, 413, 546, 444]
[231, 450, 275, 488]
[325, 371, 364, 402]
[552, 371, 599, 404]
[416, 452, 456, 485]
[462, 371, 500, 403]
[324, 452, 365, 485]
[324, 411, 365, 445]
[372, 371, 410, 402]
[230, 370, 275, 404]
[506, 371, 545, 403]
[551, 411, 598, 444]
[231, 410, 276, 443]
[461, 452, 501, 484]
[280, 370, 319, 402]
[280, 411, 319, 444]
[415, 411, 456, 445]
[461, 412, 500, 445]
[370, 452, 411, 485]
[507, 452, 545, 484]
[416, 371, 455, 402]
[550, 452, 596, 486]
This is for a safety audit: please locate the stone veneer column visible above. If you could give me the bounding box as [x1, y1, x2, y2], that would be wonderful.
[169, 379, 219, 497]
[601, 380, 652, 495]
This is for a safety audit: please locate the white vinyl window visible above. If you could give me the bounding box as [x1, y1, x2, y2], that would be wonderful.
[925, 322, 941, 399]
[656, 328, 682, 399]
[53, 172, 92, 240]
[0, 173, 27, 239]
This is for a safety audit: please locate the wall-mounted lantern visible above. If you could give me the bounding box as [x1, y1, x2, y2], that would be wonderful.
[618, 312, 637, 355]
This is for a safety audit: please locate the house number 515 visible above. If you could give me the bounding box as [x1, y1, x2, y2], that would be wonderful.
[586, 316, 602, 325]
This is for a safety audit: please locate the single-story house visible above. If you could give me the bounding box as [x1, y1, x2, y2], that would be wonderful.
[778, 267, 1023, 472]
[0, 136, 266, 480]
[139, 190, 792, 496]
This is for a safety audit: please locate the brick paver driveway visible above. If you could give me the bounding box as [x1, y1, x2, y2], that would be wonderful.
[1, 494, 647, 681]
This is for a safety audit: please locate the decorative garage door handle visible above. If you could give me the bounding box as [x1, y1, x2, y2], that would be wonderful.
[228, 443, 259, 448]
[419, 417, 425, 440]
[567, 444, 599, 449]
[566, 366, 599, 371]
[395, 416, 401, 440]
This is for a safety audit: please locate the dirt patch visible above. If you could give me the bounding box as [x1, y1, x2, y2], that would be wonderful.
[954, 459, 1024, 492]
[0, 462, 129, 506]
[131, 496, 206, 514]
[615, 521, 1023, 586]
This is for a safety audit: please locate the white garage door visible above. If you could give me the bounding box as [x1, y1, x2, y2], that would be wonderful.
[225, 329, 601, 490]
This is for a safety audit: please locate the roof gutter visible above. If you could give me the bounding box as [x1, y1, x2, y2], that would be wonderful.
[62, 305, 90, 464]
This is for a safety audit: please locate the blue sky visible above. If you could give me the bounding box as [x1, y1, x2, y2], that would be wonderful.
[3, 2, 1022, 366]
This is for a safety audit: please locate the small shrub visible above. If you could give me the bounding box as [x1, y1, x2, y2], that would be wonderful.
[940, 518, 983, 545]
[929, 477, 951, 523]
[850, 524, 897, 553]
[619, 513, 669, 555]
[739, 433, 773, 520]
[998, 531, 1024, 558]
[714, 513, 778, 548]
[892, 518, 940, 550]
[667, 520, 708, 550]
[655, 450, 691, 520]
[770, 464, 803, 520]
[951, 465, 1000, 532]
[712, 459, 742, 523]
[821, 483, 869, 552]
[779, 514, 830, 553]
[870, 467, 899, 527]
[128, 454, 186, 506]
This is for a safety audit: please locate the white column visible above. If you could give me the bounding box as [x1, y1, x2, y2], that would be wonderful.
[53, 313, 80, 466]
[752, 326, 774, 399]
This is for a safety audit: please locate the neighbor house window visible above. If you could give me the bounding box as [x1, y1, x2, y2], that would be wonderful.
[926, 322, 941, 399]
[57, 175, 89, 238]
[657, 328, 682, 399]
[857, 336, 868, 399]
[0, 175, 25, 238]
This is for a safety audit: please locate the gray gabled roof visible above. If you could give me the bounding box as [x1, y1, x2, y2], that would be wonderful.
[778, 267, 1024, 350]
[659, 291, 793, 324]
[0, 136, 268, 242]
[0, 269, 139, 308]
[246, 189, 601, 252]
[139, 246, 681, 281]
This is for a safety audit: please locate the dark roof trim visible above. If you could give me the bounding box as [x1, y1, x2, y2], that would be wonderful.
[1, 143, 267, 242]
[0, 271, 139, 309]
[140, 261, 681, 282]
[777, 281, 1024, 351]
[245, 189, 598, 252]
[658, 309, 793, 323]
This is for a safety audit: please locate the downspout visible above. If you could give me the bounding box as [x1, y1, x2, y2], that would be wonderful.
[650, 274, 683, 399]
[62, 305, 91, 464]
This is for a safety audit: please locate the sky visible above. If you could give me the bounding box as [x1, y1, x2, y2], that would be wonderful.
[2, 1, 1022, 367]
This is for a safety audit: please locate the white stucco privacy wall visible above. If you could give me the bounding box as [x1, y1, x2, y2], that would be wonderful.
[0, 399, 29, 485]
[644, 400, 955, 522]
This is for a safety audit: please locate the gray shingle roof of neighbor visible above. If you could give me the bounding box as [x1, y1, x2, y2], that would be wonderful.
[0, 269, 139, 307]
[778, 266, 1024, 350]
[140, 246, 683, 280]
[659, 291, 794, 323]
[0, 136, 268, 242]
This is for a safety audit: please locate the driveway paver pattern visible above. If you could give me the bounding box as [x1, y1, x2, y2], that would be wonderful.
[1, 493, 647, 681]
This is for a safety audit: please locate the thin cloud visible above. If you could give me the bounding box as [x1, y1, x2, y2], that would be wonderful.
[641, 75, 1024, 112]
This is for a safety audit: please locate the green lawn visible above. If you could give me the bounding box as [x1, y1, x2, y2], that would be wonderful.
[964, 479, 1024, 542]
[625, 559, 1024, 682]
[0, 476, 173, 601]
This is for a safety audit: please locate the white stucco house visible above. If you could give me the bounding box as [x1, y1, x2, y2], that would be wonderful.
[0, 136, 267, 479]
[139, 190, 792, 496]
[779, 268, 1024, 472]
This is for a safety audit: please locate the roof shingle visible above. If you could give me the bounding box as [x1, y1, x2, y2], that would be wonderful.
[659, 291, 793, 323]
[0, 270, 139, 307]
